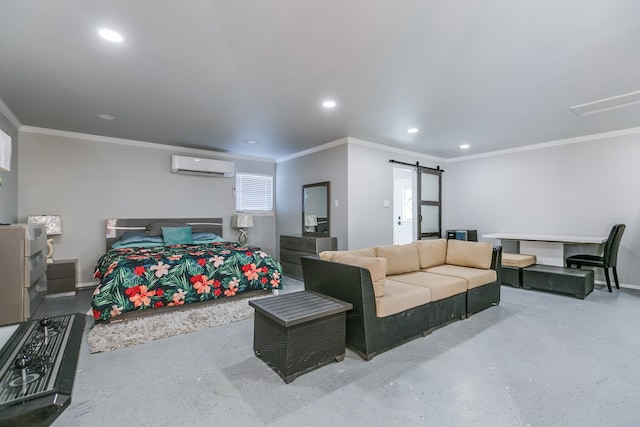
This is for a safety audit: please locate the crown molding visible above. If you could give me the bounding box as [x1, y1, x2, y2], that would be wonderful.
[346, 137, 445, 163]
[446, 126, 640, 163]
[276, 136, 445, 164]
[275, 137, 348, 163]
[0, 98, 22, 130]
[19, 126, 275, 163]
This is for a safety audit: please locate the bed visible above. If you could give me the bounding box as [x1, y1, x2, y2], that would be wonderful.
[91, 218, 282, 322]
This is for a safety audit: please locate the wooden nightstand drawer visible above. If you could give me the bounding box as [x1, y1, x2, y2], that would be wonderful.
[47, 259, 77, 294]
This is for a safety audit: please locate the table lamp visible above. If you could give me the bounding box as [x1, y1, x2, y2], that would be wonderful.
[27, 215, 62, 263]
[233, 213, 253, 245]
[304, 214, 318, 232]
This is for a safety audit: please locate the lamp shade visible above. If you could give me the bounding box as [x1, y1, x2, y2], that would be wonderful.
[234, 213, 253, 228]
[304, 214, 318, 227]
[27, 215, 62, 235]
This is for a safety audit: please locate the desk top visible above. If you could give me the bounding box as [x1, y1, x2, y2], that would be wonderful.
[482, 232, 607, 244]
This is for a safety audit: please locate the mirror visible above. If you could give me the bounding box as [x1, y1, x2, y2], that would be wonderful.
[302, 181, 330, 236]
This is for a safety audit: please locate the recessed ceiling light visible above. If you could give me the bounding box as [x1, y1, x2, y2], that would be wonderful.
[460, 144, 470, 149]
[98, 114, 114, 120]
[245, 140, 259, 144]
[98, 28, 124, 43]
[407, 128, 419, 134]
[322, 100, 337, 108]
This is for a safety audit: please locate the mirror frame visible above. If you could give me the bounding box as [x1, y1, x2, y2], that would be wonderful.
[302, 181, 330, 237]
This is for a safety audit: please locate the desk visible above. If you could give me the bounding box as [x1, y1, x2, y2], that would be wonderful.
[482, 232, 607, 266]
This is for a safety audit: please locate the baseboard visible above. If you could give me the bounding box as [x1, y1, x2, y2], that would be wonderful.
[76, 281, 98, 289]
[594, 280, 640, 291]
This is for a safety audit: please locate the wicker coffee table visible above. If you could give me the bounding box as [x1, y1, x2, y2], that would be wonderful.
[249, 291, 352, 383]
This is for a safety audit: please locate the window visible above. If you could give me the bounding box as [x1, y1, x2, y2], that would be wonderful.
[235, 173, 273, 214]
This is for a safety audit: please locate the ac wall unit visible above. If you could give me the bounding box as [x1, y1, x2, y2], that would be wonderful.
[171, 155, 235, 178]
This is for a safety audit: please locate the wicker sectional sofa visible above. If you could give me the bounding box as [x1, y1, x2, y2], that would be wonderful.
[300, 239, 502, 360]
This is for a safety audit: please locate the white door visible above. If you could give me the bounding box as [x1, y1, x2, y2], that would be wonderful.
[393, 168, 414, 244]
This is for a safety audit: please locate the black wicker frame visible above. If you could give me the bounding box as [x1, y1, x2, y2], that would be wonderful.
[502, 266, 521, 287]
[427, 293, 466, 333]
[301, 245, 502, 360]
[466, 246, 502, 317]
[522, 264, 594, 299]
[301, 258, 430, 361]
[252, 309, 348, 383]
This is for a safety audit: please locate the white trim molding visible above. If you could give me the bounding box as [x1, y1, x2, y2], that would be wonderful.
[20, 126, 276, 164]
[0, 98, 22, 130]
[277, 136, 445, 164]
[446, 126, 640, 163]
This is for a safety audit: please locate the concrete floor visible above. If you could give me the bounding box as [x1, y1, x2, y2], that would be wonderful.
[48, 280, 640, 427]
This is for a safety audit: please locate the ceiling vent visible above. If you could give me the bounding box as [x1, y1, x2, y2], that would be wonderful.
[171, 155, 235, 178]
[570, 90, 640, 117]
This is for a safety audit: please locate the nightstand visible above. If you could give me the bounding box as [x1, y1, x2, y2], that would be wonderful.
[47, 259, 77, 296]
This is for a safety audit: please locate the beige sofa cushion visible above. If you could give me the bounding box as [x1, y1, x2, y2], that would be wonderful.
[445, 240, 493, 269]
[334, 254, 386, 298]
[415, 239, 447, 269]
[319, 247, 376, 261]
[502, 253, 536, 268]
[375, 279, 431, 318]
[390, 271, 467, 301]
[375, 243, 420, 275]
[425, 265, 497, 290]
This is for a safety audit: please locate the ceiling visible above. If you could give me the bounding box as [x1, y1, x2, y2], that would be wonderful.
[1, 1, 640, 160]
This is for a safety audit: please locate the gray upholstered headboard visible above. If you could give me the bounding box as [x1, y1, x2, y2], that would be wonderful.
[105, 217, 223, 252]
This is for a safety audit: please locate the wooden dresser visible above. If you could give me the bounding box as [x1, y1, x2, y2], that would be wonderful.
[279, 235, 337, 280]
[0, 224, 48, 325]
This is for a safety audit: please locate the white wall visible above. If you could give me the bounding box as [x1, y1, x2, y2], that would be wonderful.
[346, 139, 440, 249]
[276, 140, 348, 249]
[18, 130, 276, 283]
[0, 110, 18, 223]
[444, 133, 640, 286]
[276, 137, 441, 251]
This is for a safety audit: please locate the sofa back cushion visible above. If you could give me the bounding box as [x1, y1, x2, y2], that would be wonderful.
[375, 243, 420, 275]
[415, 239, 447, 269]
[334, 254, 386, 297]
[319, 247, 376, 261]
[445, 240, 493, 269]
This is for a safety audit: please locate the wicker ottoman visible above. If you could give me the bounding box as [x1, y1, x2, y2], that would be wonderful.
[522, 265, 594, 299]
[249, 291, 352, 383]
[501, 253, 536, 288]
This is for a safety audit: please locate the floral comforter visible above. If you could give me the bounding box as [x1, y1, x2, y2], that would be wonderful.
[91, 242, 282, 321]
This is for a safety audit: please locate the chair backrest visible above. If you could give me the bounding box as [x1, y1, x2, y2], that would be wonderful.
[603, 224, 625, 267]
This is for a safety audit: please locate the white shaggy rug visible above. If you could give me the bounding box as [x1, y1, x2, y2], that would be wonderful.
[87, 294, 271, 353]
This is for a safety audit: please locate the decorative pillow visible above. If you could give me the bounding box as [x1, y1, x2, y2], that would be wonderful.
[147, 222, 187, 236]
[375, 243, 420, 275]
[445, 239, 493, 269]
[415, 239, 447, 269]
[192, 231, 224, 242]
[162, 226, 194, 245]
[119, 231, 164, 245]
[334, 254, 386, 297]
[112, 240, 165, 249]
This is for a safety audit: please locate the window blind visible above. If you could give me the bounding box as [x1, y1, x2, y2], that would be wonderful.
[235, 173, 273, 213]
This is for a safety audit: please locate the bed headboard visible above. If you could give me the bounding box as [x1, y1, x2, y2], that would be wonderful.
[105, 217, 223, 252]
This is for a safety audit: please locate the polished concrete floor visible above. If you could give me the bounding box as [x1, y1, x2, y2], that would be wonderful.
[46, 280, 640, 427]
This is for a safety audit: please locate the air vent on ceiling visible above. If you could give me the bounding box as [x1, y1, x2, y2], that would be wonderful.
[570, 90, 640, 117]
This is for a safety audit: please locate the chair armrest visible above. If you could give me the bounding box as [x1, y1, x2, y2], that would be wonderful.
[491, 245, 502, 285]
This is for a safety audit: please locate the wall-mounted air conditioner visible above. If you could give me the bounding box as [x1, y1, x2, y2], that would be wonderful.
[171, 155, 235, 178]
